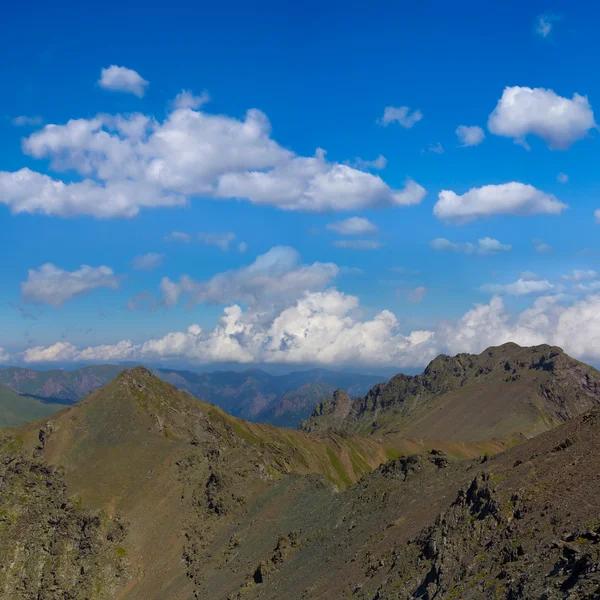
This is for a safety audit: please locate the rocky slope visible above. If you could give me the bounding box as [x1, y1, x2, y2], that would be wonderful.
[254, 381, 336, 428]
[3, 352, 600, 599]
[0, 368, 385, 599]
[301, 343, 600, 445]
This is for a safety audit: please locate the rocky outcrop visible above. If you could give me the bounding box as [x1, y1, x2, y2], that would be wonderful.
[301, 344, 600, 441]
[299, 389, 353, 433]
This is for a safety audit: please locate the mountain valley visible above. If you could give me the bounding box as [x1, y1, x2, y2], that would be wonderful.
[2, 343, 600, 599]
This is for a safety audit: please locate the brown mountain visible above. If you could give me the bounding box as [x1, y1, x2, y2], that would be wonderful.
[301, 343, 600, 446]
[0, 367, 384, 599]
[3, 345, 600, 599]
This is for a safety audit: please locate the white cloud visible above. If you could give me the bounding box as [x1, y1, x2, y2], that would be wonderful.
[349, 155, 387, 170]
[456, 125, 485, 147]
[165, 231, 192, 243]
[573, 281, 600, 293]
[488, 86, 596, 150]
[132, 253, 164, 271]
[12, 116, 43, 127]
[21, 263, 119, 306]
[217, 150, 426, 211]
[0, 168, 185, 218]
[520, 271, 542, 281]
[198, 232, 235, 251]
[557, 172, 568, 183]
[173, 89, 210, 109]
[423, 142, 444, 155]
[238, 241, 249, 254]
[536, 14, 560, 38]
[378, 106, 423, 128]
[481, 277, 554, 296]
[98, 65, 149, 97]
[1, 102, 425, 218]
[326, 217, 378, 235]
[0, 348, 9, 362]
[434, 182, 567, 223]
[160, 246, 338, 308]
[595, 209, 600, 223]
[533, 238, 553, 254]
[127, 290, 157, 311]
[430, 237, 511, 255]
[18, 289, 600, 367]
[561, 269, 598, 281]
[407, 286, 427, 303]
[332, 240, 384, 250]
[536, 15, 552, 37]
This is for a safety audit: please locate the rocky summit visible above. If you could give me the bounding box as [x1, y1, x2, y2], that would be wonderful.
[2, 344, 600, 599]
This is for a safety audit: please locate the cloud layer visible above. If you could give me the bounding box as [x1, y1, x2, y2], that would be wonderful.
[18, 292, 600, 368]
[0, 102, 425, 218]
[430, 237, 511, 255]
[21, 264, 119, 306]
[160, 246, 338, 308]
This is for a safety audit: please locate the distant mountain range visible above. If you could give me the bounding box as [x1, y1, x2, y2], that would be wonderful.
[3, 343, 600, 598]
[0, 364, 381, 428]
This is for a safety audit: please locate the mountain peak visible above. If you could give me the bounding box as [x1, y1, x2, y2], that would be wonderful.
[301, 343, 600, 442]
[299, 388, 352, 433]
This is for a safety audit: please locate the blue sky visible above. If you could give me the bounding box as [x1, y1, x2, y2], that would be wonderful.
[1, 0, 600, 369]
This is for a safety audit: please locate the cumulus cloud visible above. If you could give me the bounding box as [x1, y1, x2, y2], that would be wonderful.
[173, 89, 210, 109]
[561, 270, 597, 282]
[18, 290, 600, 367]
[132, 253, 164, 271]
[12, 116, 43, 127]
[98, 65, 149, 97]
[331, 240, 384, 251]
[160, 246, 338, 308]
[488, 86, 596, 150]
[0, 348, 9, 362]
[456, 125, 485, 147]
[378, 106, 423, 128]
[165, 231, 192, 243]
[326, 217, 378, 235]
[349, 155, 387, 170]
[0, 102, 425, 218]
[557, 172, 568, 184]
[434, 182, 567, 223]
[480, 277, 554, 296]
[21, 264, 119, 306]
[430, 237, 511, 255]
[0, 168, 185, 218]
[217, 150, 426, 211]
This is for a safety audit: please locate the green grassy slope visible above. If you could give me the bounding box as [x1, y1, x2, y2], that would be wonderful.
[0, 384, 69, 427]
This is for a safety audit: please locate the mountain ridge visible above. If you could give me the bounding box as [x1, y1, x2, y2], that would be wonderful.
[4, 346, 600, 598]
[300, 342, 600, 444]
